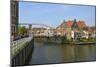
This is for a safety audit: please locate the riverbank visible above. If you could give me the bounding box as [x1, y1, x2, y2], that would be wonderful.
[45, 40, 96, 45]
[34, 37, 96, 45]
[63, 42, 96, 45]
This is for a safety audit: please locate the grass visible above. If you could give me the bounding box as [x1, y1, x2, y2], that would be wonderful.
[61, 36, 96, 44]
[79, 38, 96, 42]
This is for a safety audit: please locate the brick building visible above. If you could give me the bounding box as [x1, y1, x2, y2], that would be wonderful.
[11, 0, 19, 40]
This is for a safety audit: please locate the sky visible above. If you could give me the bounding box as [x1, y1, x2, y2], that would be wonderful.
[19, 2, 96, 28]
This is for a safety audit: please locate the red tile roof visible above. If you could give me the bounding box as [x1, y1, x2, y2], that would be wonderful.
[65, 20, 86, 28]
[77, 21, 86, 29]
[66, 20, 73, 27]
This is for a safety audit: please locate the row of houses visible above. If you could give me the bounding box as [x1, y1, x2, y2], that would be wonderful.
[55, 19, 95, 41]
[27, 19, 95, 40]
[13, 18, 95, 41]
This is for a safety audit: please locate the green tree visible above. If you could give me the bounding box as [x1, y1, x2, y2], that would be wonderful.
[18, 26, 27, 36]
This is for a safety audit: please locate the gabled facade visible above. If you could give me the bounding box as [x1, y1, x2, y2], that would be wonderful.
[57, 19, 86, 40]
[71, 19, 80, 31]
[71, 19, 81, 41]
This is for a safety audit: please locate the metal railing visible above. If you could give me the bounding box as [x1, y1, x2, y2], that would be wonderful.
[11, 36, 33, 57]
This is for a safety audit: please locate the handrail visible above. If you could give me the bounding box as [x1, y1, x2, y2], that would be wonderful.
[11, 36, 33, 58]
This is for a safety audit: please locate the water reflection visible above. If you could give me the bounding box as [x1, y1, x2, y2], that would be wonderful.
[28, 41, 96, 65]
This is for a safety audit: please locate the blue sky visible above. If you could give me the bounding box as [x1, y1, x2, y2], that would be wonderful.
[19, 2, 95, 28]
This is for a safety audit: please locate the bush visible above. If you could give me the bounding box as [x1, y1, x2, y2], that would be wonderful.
[88, 38, 96, 42]
[61, 36, 72, 43]
[79, 38, 96, 42]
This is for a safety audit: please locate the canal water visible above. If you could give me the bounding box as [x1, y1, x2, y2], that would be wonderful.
[28, 39, 96, 65]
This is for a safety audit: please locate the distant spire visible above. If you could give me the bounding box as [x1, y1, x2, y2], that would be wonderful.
[72, 18, 77, 27]
[74, 19, 76, 23]
[63, 20, 66, 23]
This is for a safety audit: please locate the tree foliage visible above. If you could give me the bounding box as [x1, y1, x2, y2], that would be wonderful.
[18, 26, 27, 35]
